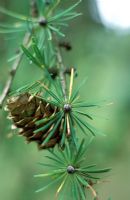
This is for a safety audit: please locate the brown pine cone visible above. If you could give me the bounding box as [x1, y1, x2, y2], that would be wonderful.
[6, 93, 60, 149]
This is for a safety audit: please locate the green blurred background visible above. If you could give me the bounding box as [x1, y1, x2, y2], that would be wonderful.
[0, 0, 130, 199]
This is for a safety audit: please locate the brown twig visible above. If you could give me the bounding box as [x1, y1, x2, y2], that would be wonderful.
[0, 32, 31, 108]
[56, 43, 67, 101]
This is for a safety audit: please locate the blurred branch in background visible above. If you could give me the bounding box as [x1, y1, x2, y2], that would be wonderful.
[0, 32, 31, 108]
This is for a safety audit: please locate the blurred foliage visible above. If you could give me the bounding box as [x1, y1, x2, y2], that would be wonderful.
[0, 0, 130, 200]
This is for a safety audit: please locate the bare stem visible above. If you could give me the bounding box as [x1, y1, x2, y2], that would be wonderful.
[52, 33, 67, 101]
[0, 32, 31, 108]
